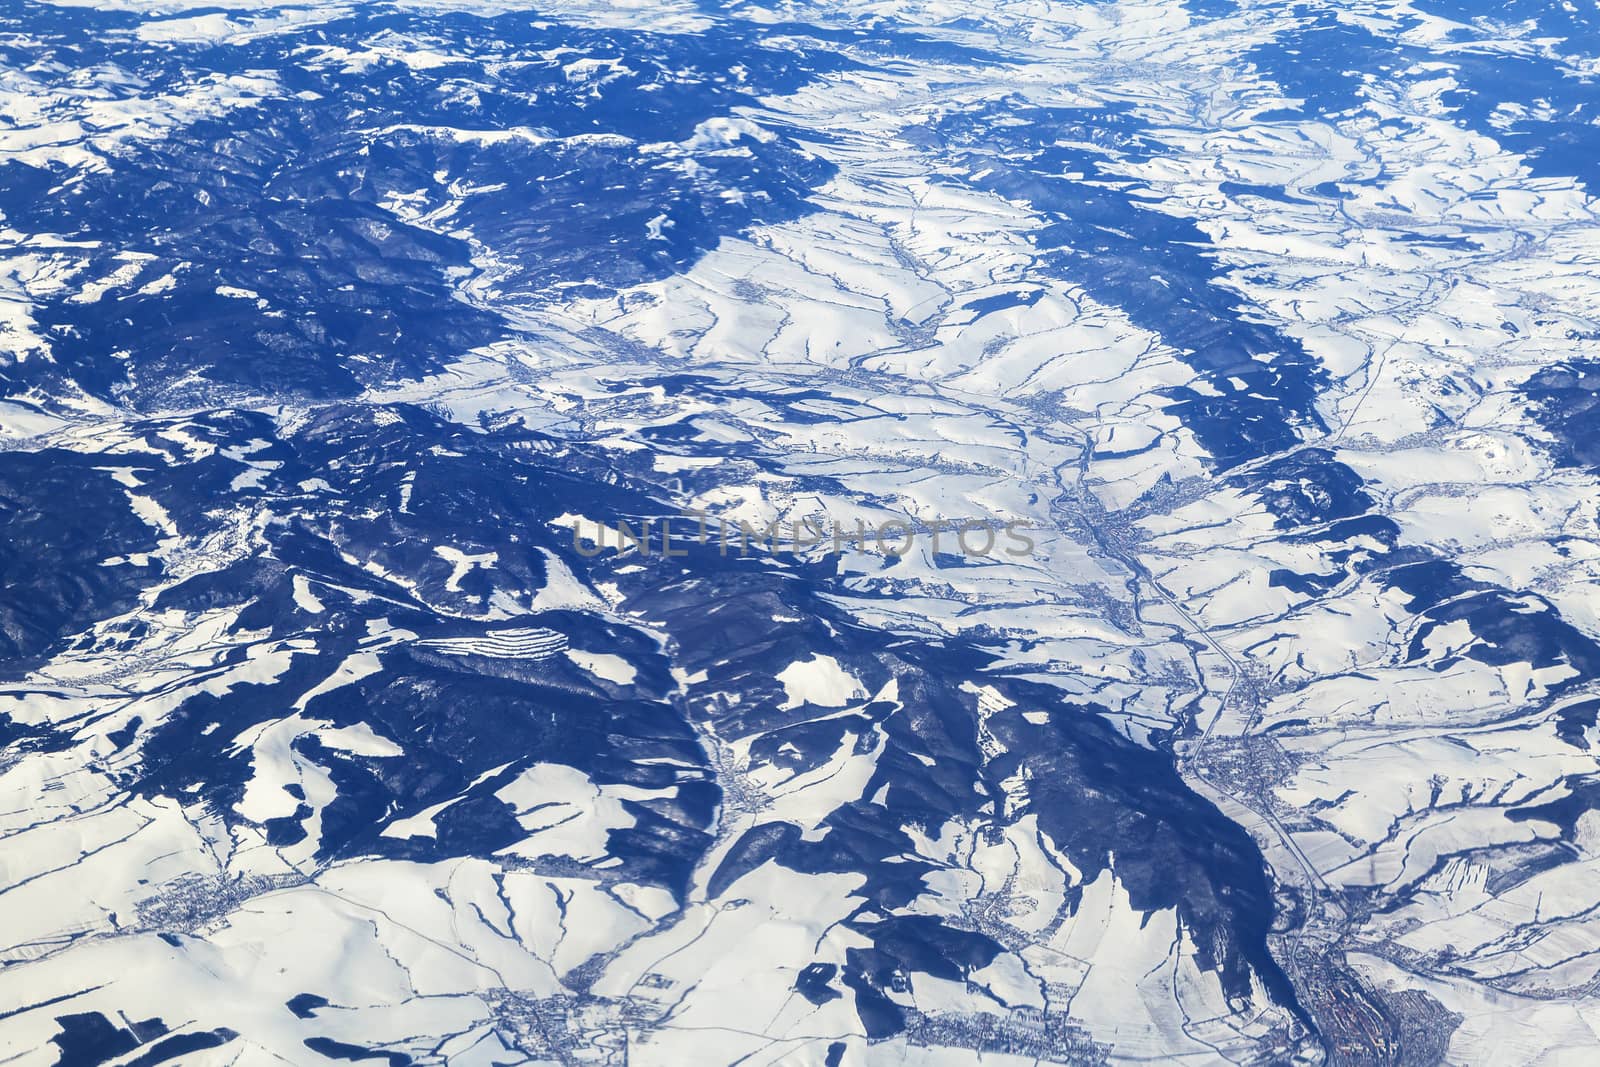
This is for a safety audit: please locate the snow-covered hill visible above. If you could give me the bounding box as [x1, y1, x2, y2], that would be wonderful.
[3, 0, 1600, 1063]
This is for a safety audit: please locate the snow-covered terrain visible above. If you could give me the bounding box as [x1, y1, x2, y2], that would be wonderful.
[2, 0, 1599, 1063]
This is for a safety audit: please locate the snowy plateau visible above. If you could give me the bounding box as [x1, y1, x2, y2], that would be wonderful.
[1, 0, 1599, 1064]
